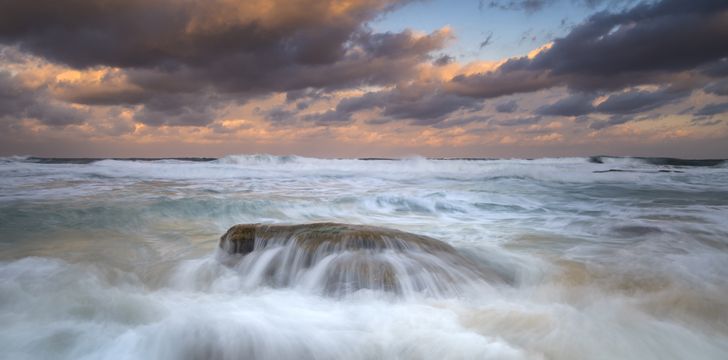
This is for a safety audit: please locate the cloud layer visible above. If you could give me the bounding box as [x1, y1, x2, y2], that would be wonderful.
[0, 0, 727, 156]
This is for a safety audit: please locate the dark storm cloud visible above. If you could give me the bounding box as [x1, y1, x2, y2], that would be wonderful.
[690, 118, 724, 127]
[431, 115, 490, 129]
[55, 83, 147, 106]
[51, 26, 450, 104]
[132, 93, 223, 126]
[485, 1, 667, 13]
[482, 0, 555, 12]
[588, 114, 635, 130]
[704, 79, 728, 96]
[285, 88, 330, 103]
[448, 61, 558, 98]
[1, 0, 725, 132]
[434, 55, 454, 66]
[0, 0, 439, 95]
[695, 102, 728, 117]
[285, 88, 332, 110]
[699, 58, 728, 78]
[379, 92, 484, 125]
[1, 0, 463, 126]
[536, 93, 596, 116]
[0, 72, 33, 118]
[353, 87, 484, 125]
[451, 0, 728, 98]
[301, 84, 485, 126]
[302, 109, 352, 124]
[497, 116, 543, 126]
[537, 87, 690, 120]
[0, 0, 410, 69]
[594, 88, 691, 114]
[495, 100, 519, 113]
[0, 71, 87, 126]
[531, 0, 728, 77]
[266, 107, 300, 123]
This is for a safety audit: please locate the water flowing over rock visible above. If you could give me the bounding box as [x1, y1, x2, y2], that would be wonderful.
[218, 223, 499, 297]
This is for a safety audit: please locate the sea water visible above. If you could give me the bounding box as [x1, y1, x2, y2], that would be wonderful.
[1, 155, 727, 359]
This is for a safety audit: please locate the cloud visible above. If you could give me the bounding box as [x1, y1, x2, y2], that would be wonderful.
[0, 0, 409, 68]
[482, 0, 638, 13]
[536, 87, 690, 125]
[133, 93, 223, 126]
[483, 0, 555, 13]
[0, 0, 726, 156]
[497, 116, 543, 127]
[448, 60, 558, 98]
[433, 55, 454, 66]
[690, 117, 724, 127]
[704, 79, 728, 96]
[594, 88, 691, 114]
[495, 100, 519, 113]
[700, 58, 728, 78]
[588, 114, 635, 129]
[374, 89, 484, 125]
[479, 32, 494, 49]
[0, 0, 457, 127]
[0, 70, 88, 126]
[695, 102, 728, 117]
[537, 92, 596, 116]
[431, 115, 490, 129]
[308, 83, 485, 126]
[532, 0, 728, 77]
[302, 109, 353, 124]
[450, 0, 728, 98]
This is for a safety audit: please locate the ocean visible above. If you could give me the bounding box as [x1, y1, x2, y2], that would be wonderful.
[1, 155, 727, 359]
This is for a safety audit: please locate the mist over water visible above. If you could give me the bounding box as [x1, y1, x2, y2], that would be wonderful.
[1, 155, 728, 359]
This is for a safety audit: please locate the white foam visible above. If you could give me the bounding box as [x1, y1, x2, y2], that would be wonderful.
[1, 155, 728, 358]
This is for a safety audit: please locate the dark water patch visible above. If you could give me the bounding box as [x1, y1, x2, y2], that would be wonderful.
[430, 157, 498, 161]
[613, 225, 664, 237]
[575, 185, 728, 206]
[588, 156, 605, 164]
[0, 201, 149, 236]
[589, 156, 726, 167]
[26, 157, 218, 164]
[593, 169, 685, 173]
[357, 157, 498, 161]
[473, 202, 528, 212]
[637, 214, 711, 224]
[641, 157, 726, 167]
[593, 169, 635, 173]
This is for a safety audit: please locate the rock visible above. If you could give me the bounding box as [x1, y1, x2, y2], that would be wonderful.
[219, 222, 456, 256]
[218, 222, 500, 297]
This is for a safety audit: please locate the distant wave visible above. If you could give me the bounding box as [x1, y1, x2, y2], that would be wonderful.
[216, 154, 306, 165]
[2, 154, 726, 168]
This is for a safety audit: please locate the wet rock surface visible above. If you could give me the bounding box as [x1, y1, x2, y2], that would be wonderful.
[218, 223, 500, 297]
[220, 223, 457, 255]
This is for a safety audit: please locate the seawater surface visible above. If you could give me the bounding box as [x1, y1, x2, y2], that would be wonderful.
[1, 155, 728, 359]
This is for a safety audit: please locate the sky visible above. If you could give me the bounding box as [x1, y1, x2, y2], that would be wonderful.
[0, 0, 727, 158]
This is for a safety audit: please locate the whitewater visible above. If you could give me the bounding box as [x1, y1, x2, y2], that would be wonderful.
[1, 155, 727, 359]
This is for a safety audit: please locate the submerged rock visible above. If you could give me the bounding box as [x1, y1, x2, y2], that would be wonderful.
[220, 223, 456, 255]
[218, 223, 500, 297]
